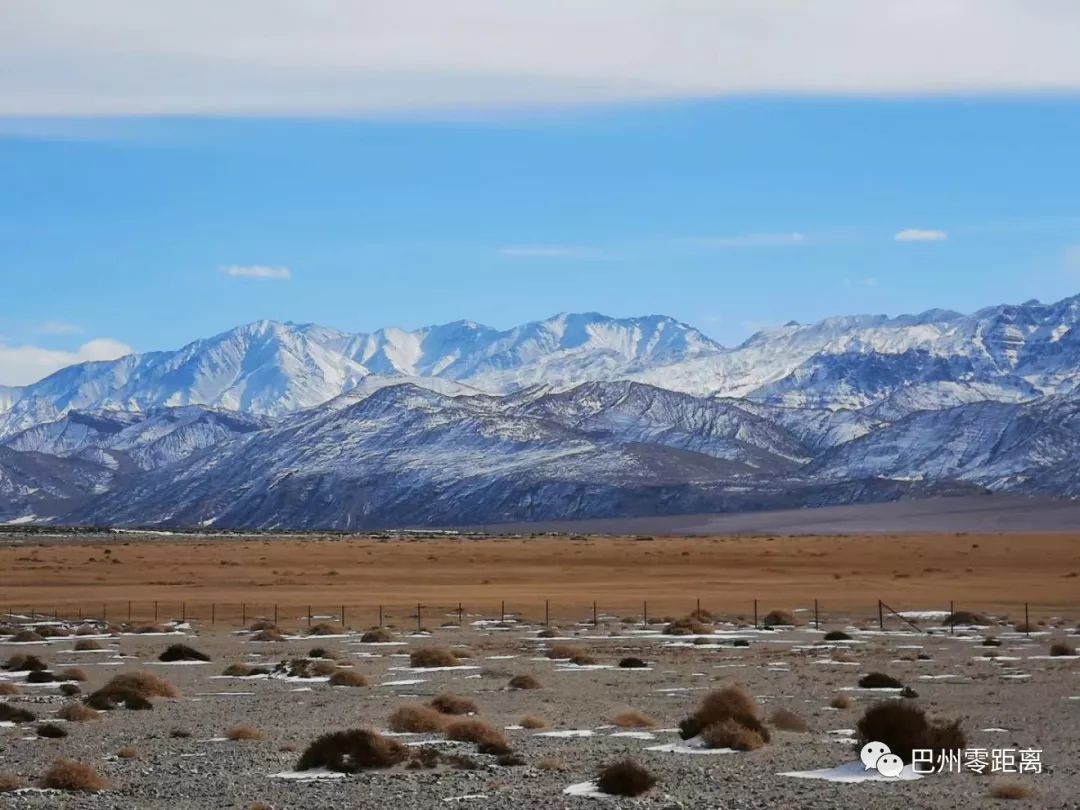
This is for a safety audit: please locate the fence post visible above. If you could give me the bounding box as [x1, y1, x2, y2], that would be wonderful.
[949, 600, 955, 635]
[1025, 603, 1030, 638]
[878, 600, 884, 631]
[814, 599, 819, 630]
[416, 602, 421, 633]
[154, 601, 158, 623]
[458, 602, 463, 625]
[307, 606, 312, 628]
[211, 603, 216, 626]
[643, 600, 648, 627]
[102, 603, 107, 623]
[500, 600, 505, 623]
[593, 601, 598, 627]
[544, 599, 549, 627]
[753, 599, 758, 629]
[379, 605, 383, 627]
[274, 604, 278, 626]
[182, 602, 186, 623]
[242, 603, 246, 627]
[696, 597, 701, 615]
[342, 605, 346, 628]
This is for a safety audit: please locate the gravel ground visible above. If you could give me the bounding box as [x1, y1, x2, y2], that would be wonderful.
[0, 615, 1077, 809]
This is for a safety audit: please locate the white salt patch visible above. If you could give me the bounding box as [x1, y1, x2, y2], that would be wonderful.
[270, 768, 347, 781]
[980, 728, 1009, 732]
[393, 665, 480, 673]
[609, 731, 655, 740]
[380, 679, 429, 686]
[146, 660, 209, 666]
[780, 761, 921, 782]
[535, 729, 596, 738]
[443, 795, 489, 803]
[646, 736, 735, 755]
[1001, 673, 1031, 680]
[563, 781, 607, 798]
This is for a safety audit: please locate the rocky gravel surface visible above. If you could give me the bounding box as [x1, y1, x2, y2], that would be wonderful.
[0, 614, 1077, 809]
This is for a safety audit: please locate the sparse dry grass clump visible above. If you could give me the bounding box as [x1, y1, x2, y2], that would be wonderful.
[0, 774, 26, 792]
[388, 703, 448, 733]
[429, 693, 477, 715]
[328, 669, 369, 687]
[762, 609, 799, 628]
[226, 725, 267, 742]
[311, 660, 337, 677]
[222, 662, 270, 677]
[307, 647, 337, 660]
[42, 759, 108, 792]
[116, 747, 139, 759]
[444, 719, 510, 754]
[5, 653, 47, 671]
[87, 671, 178, 710]
[58, 703, 100, 722]
[508, 674, 540, 690]
[520, 715, 547, 729]
[679, 686, 770, 750]
[596, 760, 656, 797]
[829, 695, 853, 710]
[0, 682, 20, 695]
[360, 628, 394, 643]
[36, 723, 67, 738]
[1050, 641, 1076, 657]
[159, 644, 210, 662]
[58, 667, 87, 682]
[248, 620, 277, 632]
[132, 624, 166, 634]
[942, 611, 990, 626]
[618, 657, 648, 669]
[410, 647, 459, 668]
[305, 622, 341, 636]
[297, 729, 408, 773]
[858, 672, 904, 689]
[27, 670, 57, 683]
[663, 617, 712, 636]
[74, 639, 103, 651]
[9, 630, 45, 643]
[74, 625, 98, 636]
[989, 781, 1035, 800]
[1013, 621, 1036, 633]
[856, 701, 965, 764]
[824, 630, 852, 641]
[546, 643, 585, 660]
[0, 704, 37, 723]
[770, 708, 810, 733]
[536, 628, 559, 639]
[251, 628, 285, 642]
[612, 710, 657, 729]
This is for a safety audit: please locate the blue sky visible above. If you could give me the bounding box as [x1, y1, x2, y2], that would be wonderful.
[3, 4, 1080, 385]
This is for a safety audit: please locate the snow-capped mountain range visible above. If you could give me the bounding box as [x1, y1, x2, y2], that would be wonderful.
[2, 296, 1080, 528]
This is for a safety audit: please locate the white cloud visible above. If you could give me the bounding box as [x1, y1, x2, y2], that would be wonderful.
[894, 229, 948, 242]
[0, 338, 133, 386]
[688, 232, 806, 248]
[3, 2, 1080, 116]
[222, 265, 292, 281]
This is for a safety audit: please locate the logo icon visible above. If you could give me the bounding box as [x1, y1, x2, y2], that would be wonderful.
[860, 741, 904, 777]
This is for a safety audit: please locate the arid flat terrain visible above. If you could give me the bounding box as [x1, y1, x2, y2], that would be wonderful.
[0, 531, 1078, 625]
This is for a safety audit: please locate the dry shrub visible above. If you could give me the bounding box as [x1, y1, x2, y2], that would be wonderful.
[248, 620, 277, 632]
[308, 647, 337, 660]
[74, 625, 97, 636]
[679, 686, 770, 747]
[762, 609, 799, 628]
[297, 729, 408, 773]
[311, 660, 338, 677]
[27, 670, 56, 683]
[74, 639, 103, 652]
[306, 622, 340, 636]
[85, 687, 152, 711]
[618, 657, 648, 669]
[664, 616, 713, 635]
[989, 781, 1035, 800]
[829, 695, 853, 710]
[770, 708, 810, 732]
[410, 648, 458, 668]
[0, 704, 36, 723]
[32, 626, 64, 638]
[116, 747, 139, 759]
[408, 747, 441, 770]
[0, 774, 25, 792]
[169, 729, 192, 738]
[824, 630, 852, 641]
[520, 715, 547, 729]
[611, 710, 657, 729]
[856, 701, 965, 764]
[859, 672, 904, 689]
[1050, 641, 1076, 657]
[360, 628, 394, 643]
[37, 723, 68, 739]
[252, 628, 284, 642]
[5, 653, 46, 671]
[508, 674, 540, 690]
[58, 704, 100, 722]
[58, 667, 87, 682]
[497, 753, 526, 767]
[444, 719, 510, 754]
[546, 643, 585, 660]
[537, 757, 566, 771]
[701, 719, 765, 751]
[133, 624, 166, 634]
[328, 669, 369, 687]
[388, 703, 447, 733]
[568, 653, 597, 666]
[942, 611, 990, 626]
[159, 644, 210, 662]
[106, 671, 180, 699]
[596, 760, 656, 797]
[429, 693, 477, 715]
[226, 725, 266, 742]
[1013, 622, 1036, 633]
[42, 760, 108, 792]
[222, 663, 270, 677]
[832, 651, 857, 663]
[10, 630, 44, 643]
[0, 682, 20, 696]
[536, 628, 559, 638]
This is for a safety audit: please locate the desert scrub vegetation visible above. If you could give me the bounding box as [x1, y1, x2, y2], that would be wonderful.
[9, 630, 45, 643]
[87, 671, 179, 710]
[545, 643, 586, 660]
[858, 672, 904, 689]
[222, 662, 270, 677]
[409, 647, 459, 668]
[328, 669, 369, 687]
[359, 628, 394, 643]
[823, 630, 852, 641]
[116, 747, 140, 759]
[663, 616, 712, 636]
[36, 723, 68, 739]
[26, 670, 57, 683]
[942, 611, 990, 626]
[307, 646, 337, 659]
[0, 774, 26, 792]
[158, 643, 210, 662]
[57, 667, 87, 682]
[248, 620, 277, 632]
[856, 701, 965, 764]
[388, 703, 448, 733]
[536, 627, 559, 638]
[988, 781, 1035, 800]
[770, 708, 810, 733]
[0, 682, 21, 695]
[829, 695, 853, 710]
[611, 710, 657, 729]
[508, 674, 541, 690]
[762, 609, 799, 628]
[444, 719, 510, 754]
[596, 760, 656, 797]
[305, 622, 341, 636]
[429, 693, 477, 715]
[5, 653, 47, 671]
[618, 656, 648, 668]
[251, 628, 285, 642]
[297, 729, 408, 773]
[520, 715, 547, 729]
[1050, 641, 1076, 656]
[74, 639, 103, 651]
[42, 759, 108, 792]
[0, 704, 37, 723]
[678, 685, 770, 750]
[58, 703, 100, 722]
[226, 725, 267, 742]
